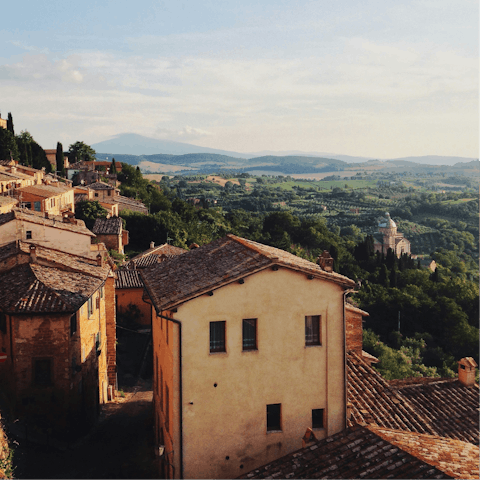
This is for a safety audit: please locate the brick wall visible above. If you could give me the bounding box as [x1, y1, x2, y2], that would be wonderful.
[346, 308, 363, 354]
[105, 276, 117, 391]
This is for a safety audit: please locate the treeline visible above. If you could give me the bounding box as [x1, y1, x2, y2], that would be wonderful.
[108, 163, 478, 377]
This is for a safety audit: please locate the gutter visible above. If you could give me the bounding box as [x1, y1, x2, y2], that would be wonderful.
[342, 288, 355, 430]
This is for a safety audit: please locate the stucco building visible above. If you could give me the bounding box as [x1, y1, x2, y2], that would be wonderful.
[0, 242, 117, 436]
[15, 184, 75, 216]
[141, 234, 355, 479]
[373, 212, 411, 257]
[92, 217, 129, 255]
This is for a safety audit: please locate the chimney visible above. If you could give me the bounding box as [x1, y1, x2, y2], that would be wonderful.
[150, 241, 155, 249]
[301, 428, 317, 448]
[44, 212, 49, 219]
[96, 253, 104, 268]
[29, 244, 37, 263]
[458, 357, 477, 387]
[189, 243, 200, 250]
[317, 251, 334, 272]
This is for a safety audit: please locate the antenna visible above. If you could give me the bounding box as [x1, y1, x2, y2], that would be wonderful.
[166, 231, 173, 245]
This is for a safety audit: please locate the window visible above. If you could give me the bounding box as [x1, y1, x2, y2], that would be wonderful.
[312, 409, 324, 429]
[70, 313, 77, 336]
[266, 404, 281, 431]
[210, 321, 226, 353]
[26, 230, 32, 240]
[34, 201, 41, 211]
[95, 193, 99, 197]
[88, 297, 93, 317]
[305, 315, 321, 346]
[242, 319, 257, 351]
[34, 358, 52, 386]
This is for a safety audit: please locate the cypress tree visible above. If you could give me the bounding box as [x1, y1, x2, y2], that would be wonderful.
[56, 142, 65, 176]
[7, 113, 14, 135]
[110, 157, 117, 174]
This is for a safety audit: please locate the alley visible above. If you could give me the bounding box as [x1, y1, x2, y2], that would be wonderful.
[12, 380, 158, 479]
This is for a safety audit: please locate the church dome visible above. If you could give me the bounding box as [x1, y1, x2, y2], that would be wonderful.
[378, 212, 396, 229]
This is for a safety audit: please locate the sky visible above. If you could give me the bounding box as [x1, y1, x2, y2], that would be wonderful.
[1, 0, 478, 158]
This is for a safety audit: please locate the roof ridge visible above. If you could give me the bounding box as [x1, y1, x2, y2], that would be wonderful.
[226, 234, 278, 261]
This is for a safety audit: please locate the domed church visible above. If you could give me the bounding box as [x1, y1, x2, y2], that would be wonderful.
[373, 212, 411, 257]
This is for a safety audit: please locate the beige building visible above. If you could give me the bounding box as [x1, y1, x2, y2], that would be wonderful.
[141, 234, 355, 479]
[373, 212, 411, 257]
[0, 208, 95, 257]
[15, 184, 75, 216]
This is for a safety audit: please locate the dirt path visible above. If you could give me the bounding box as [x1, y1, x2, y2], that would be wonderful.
[12, 380, 158, 479]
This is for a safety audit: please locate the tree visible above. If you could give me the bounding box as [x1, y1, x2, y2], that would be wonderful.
[68, 141, 96, 163]
[0, 128, 20, 161]
[56, 142, 65, 177]
[7, 113, 14, 135]
[75, 201, 108, 230]
[110, 157, 117, 174]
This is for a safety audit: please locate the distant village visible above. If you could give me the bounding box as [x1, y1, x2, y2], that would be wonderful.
[0, 114, 478, 479]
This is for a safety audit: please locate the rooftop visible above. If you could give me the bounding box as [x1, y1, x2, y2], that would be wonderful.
[115, 269, 144, 289]
[141, 234, 355, 312]
[241, 424, 451, 479]
[92, 217, 122, 235]
[89, 181, 115, 191]
[15, 184, 72, 198]
[126, 243, 187, 269]
[0, 208, 94, 236]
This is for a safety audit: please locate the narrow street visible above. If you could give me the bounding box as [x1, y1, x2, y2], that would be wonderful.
[12, 379, 158, 479]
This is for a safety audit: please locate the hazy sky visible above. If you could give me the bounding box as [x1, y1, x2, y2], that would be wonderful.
[2, 0, 478, 158]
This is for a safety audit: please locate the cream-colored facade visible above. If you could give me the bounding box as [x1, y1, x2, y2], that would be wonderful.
[152, 265, 349, 479]
[0, 209, 94, 256]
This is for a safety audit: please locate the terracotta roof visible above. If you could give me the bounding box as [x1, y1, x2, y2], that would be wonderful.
[345, 303, 369, 316]
[130, 243, 187, 262]
[361, 350, 379, 363]
[0, 196, 17, 206]
[459, 357, 477, 368]
[0, 263, 103, 313]
[0, 208, 94, 236]
[392, 380, 479, 445]
[347, 351, 480, 445]
[369, 426, 479, 479]
[114, 195, 148, 213]
[89, 182, 115, 191]
[115, 270, 144, 289]
[141, 234, 355, 312]
[241, 425, 451, 479]
[0, 241, 110, 279]
[347, 351, 434, 434]
[16, 184, 72, 198]
[92, 217, 122, 235]
[127, 255, 160, 269]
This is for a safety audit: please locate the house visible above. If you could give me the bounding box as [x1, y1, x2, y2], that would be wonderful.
[0, 208, 95, 257]
[242, 422, 479, 479]
[116, 243, 187, 327]
[0, 196, 18, 214]
[14, 184, 75, 216]
[44, 149, 68, 171]
[373, 212, 411, 257]
[114, 195, 148, 214]
[92, 217, 129, 255]
[88, 181, 119, 201]
[140, 234, 356, 479]
[0, 114, 6, 130]
[73, 185, 119, 217]
[0, 168, 36, 194]
[0, 242, 117, 436]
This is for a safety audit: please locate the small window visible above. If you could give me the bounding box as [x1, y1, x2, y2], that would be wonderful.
[242, 319, 257, 351]
[34, 201, 41, 211]
[210, 321, 226, 353]
[312, 409, 324, 429]
[266, 404, 281, 431]
[34, 358, 52, 386]
[70, 313, 77, 336]
[26, 230, 32, 240]
[0, 311, 6, 334]
[88, 297, 93, 317]
[305, 315, 321, 346]
[95, 193, 99, 197]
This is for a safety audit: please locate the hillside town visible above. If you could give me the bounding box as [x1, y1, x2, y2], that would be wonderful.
[0, 115, 478, 479]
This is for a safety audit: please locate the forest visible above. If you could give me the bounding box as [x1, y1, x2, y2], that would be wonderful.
[76, 163, 479, 380]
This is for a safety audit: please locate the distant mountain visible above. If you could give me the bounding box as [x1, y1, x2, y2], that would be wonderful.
[91, 133, 477, 167]
[91, 133, 251, 158]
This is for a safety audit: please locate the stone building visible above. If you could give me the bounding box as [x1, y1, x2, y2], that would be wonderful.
[92, 217, 129, 255]
[373, 212, 411, 257]
[141, 234, 355, 479]
[14, 184, 75, 216]
[0, 242, 117, 436]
